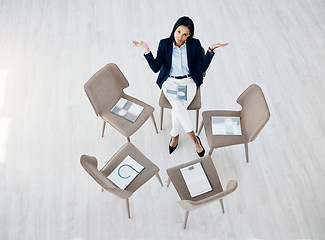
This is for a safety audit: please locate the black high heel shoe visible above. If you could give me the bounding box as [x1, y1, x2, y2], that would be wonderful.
[196, 136, 205, 157]
[169, 136, 179, 154]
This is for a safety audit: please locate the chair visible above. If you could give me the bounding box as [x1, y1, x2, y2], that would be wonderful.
[159, 48, 206, 133]
[198, 84, 270, 162]
[84, 63, 158, 142]
[159, 88, 201, 132]
[80, 142, 163, 219]
[166, 155, 238, 229]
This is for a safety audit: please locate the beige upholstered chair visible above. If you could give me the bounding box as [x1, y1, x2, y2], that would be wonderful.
[159, 88, 201, 132]
[80, 142, 163, 219]
[198, 84, 270, 162]
[166, 155, 237, 229]
[84, 63, 158, 142]
[159, 48, 206, 133]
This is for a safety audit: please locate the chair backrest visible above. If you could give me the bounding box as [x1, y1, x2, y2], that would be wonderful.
[179, 180, 238, 211]
[80, 155, 132, 199]
[84, 63, 129, 116]
[237, 84, 270, 142]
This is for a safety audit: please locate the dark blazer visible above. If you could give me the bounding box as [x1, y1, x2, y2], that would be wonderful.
[144, 37, 215, 89]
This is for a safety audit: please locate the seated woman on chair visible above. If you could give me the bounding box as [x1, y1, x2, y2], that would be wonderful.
[133, 16, 228, 157]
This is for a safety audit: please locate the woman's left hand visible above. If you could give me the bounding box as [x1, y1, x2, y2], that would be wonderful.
[210, 43, 229, 50]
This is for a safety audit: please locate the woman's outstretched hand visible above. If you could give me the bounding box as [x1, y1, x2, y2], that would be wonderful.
[210, 43, 229, 50]
[133, 41, 150, 52]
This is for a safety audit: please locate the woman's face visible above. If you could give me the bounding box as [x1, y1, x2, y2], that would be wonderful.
[174, 25, 191, 47]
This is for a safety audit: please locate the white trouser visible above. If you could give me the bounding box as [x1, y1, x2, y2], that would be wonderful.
[162, 77, 197, 136]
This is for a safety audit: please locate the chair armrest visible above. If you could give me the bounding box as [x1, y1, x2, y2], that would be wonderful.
[81, 155, 133, 199]
[179, 180, 238, 211]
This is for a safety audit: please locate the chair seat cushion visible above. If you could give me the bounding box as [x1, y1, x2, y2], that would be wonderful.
[167, 156, 223, 202]
[202, 110, 249, 149]
[101, 142, 159, 193]
[100, 94, 154, 137]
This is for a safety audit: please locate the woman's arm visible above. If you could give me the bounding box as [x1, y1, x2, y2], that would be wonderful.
[195, 42, 228, 74]
[201, 42, 229, 71]
[133, 40, 164, 73]
[208, 43, 229, 52]
[132, 41, 150, 52]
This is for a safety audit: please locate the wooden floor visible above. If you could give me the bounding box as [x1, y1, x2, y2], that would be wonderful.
[1, 0, 325, 239]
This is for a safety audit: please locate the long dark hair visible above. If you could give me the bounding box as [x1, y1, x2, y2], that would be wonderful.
[169, 16, 195, 43]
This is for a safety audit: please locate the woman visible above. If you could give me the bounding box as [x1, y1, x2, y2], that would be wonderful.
[133, 16, 228, 157]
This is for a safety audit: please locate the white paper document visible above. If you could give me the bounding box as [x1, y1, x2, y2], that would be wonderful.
[211, 116, 242, 135]
[111, 98, 144, 122]
[180, 162, 212, 197]
[107, 156, 144, 189]
[165, 82, 187, 101]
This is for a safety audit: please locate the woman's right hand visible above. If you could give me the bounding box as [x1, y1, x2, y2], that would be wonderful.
[132, 41, 150, 52]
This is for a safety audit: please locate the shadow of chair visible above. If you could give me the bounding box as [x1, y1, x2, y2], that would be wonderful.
[84, 63, 158, 142]
[80, 142, 163, 219]
[198, 84, 270, 162]
[166, 155, 237, 229]
[159, 48, 207, 133]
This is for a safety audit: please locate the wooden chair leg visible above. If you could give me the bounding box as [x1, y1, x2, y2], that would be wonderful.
[219, 199, 225, 213]
[101, 121, 106, 137]
[195, 109, 199, 133]
[126, 198, 131, 219]
[209, 148, 214, 156]
[167, 177, 171, 187]
[184, 211, 189, 229]
[160, 107, 164, 130]
[151, 114, 158, 134]
[156, 173, 163, 186]
[244, 143, 249, 163]
[198, 121, 204, 136]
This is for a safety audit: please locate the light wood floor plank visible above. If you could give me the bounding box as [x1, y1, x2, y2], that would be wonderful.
[0, 0, 325, 239]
